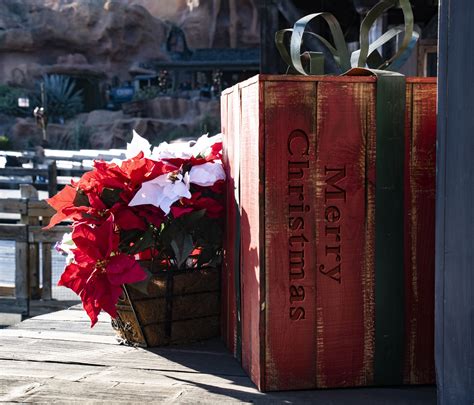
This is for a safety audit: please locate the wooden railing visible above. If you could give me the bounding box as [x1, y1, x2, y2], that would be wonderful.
[0, 161, 87, 197]
[0, 185, 69, 316]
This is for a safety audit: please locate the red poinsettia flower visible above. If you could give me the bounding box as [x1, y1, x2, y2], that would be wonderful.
[45, 185, 80, 229]
[58, 215, 147, 326]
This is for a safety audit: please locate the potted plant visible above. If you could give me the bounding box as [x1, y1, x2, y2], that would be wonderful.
[49, 131, 225, 346]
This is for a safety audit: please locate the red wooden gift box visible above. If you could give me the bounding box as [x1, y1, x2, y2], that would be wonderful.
[220, 74, 436, 391]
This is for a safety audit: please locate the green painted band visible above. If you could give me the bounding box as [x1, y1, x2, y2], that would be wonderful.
[373, 71, 406, 385]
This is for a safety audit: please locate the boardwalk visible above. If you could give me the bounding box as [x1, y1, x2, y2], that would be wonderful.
[0, 306, 436, 404]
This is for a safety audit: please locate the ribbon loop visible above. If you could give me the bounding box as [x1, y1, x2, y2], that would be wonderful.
[275, 0, 418, 75]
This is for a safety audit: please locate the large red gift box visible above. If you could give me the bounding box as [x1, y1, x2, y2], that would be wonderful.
[220, 74, 436, 391]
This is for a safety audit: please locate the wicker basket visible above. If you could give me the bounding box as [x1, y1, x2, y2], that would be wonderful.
[112, 265, 220, 347]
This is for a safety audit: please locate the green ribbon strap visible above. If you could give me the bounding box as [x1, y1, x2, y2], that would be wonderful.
[346, 67, 406, 385]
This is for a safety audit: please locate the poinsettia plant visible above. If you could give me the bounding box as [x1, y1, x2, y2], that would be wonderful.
[49, 132, 225, 326]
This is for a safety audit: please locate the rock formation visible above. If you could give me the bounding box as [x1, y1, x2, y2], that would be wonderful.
[0, 0, 258, 149]
[0, 0, 169, 85]
[10, 97, 220, 150]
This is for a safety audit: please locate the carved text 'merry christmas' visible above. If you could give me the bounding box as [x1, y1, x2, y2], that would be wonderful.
[287, 129, 310, 321]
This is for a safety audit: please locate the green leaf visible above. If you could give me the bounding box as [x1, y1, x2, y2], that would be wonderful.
[170, 233, 194, 268]
[101, 188, 123, 208]
[181, 209, 206, 230]
[127, 226, 155, 255]
[73, 189, 89, 207]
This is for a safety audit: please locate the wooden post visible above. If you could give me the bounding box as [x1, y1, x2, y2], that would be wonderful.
[259, 0, 280, 74]
[47, 161, 57, 198]
[436, 0, 474, 403]
[20, 184, 41, 300]
[41, 210, 53, 301]
[14, 239, 29, 317]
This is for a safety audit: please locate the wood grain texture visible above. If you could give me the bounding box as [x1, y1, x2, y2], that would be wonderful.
[239, 80, 262, 389]
[222, 74, 437, 392]
[315, 81, 376, 388]
[403, 81, 436, 385]
[0, 305, 436, 403]
[263, 80, 317, 390]
[437, 2, 474, 402]
[221, 86, 239, 357]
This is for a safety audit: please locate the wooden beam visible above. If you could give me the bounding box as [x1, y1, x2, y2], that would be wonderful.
[0, 199, 27, 215]
[0, 224, 28, 241]
[259, 0, 280, 74]
[436, 0, 474, 403]
[29, 226, 70, 243]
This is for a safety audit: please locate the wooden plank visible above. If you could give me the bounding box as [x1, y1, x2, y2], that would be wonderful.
[0, 298, 28, 315]
[263, 80, 317, 390]
[403, 82, 436, 384]
[47, 161, 57, 198]
[0, 224, 27, 241]
[436, 1, 474, 403]
[21, 184, 40, 299]
[0, 168, 48, 177]
[14, 241, 29, 314]
[222, 85, 239, 357]
[29, 226, 70, 243]
[28, 201, 56, 218]
[239, 80, 262, 389]
[0, 286, 14, 297]
[0, 198, 27, 214]
[41, 242, 52, 300]
[0, 305, 436, 403]
[315, 81, 376, 388]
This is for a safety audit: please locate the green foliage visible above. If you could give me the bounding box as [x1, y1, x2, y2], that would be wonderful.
[0, 135, 12, 150]
[133, 86, 161, 101]
[0, 85, 32, 117]
[40, 75, 83, 120]
[67, 123, 92, 150]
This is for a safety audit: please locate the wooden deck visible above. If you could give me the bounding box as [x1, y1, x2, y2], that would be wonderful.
[0, 306, 436, 404]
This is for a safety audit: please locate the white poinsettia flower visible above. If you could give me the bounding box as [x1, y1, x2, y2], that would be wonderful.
[150, 140, 193, 160]
[129, 170, 192, 215]
[189, 133, 222, 158]
[150, 133, 223, 161]
[125, 130, 152, 159]
[55, 232, 76, 265]
[189, 161, 226, 186]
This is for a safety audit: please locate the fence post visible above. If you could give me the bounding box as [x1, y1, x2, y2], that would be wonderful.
[41, 210, 53, 300]
[14, 237, 29, 317]
[47, 161, 57, 198]
[20, 184, 41, 300]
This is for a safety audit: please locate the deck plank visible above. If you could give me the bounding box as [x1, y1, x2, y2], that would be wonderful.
[0, 307, 436, 403]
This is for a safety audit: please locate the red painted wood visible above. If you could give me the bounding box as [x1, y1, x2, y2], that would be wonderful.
[315, 81, 376, 387]
[403, 82, 436, 384]
[263, 80, 318, 390]
[221, 75, 436, 391]
[221, 87, 237, 355]
[220, 91, 229, 347]
[239, 81, 263, 387]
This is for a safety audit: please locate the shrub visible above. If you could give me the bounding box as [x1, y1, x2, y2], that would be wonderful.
[133, 86, 161, 101]
[0, 135, 12, 150]
[39, 75, 83, 121]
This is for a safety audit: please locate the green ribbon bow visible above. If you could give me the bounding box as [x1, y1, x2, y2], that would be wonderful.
[275, 0, 419, 75]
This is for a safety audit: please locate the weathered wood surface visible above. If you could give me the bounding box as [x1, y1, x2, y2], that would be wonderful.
[436, 1, 474, 403]
[0, 306, 436, 404]
[222, 75, 436, 391]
